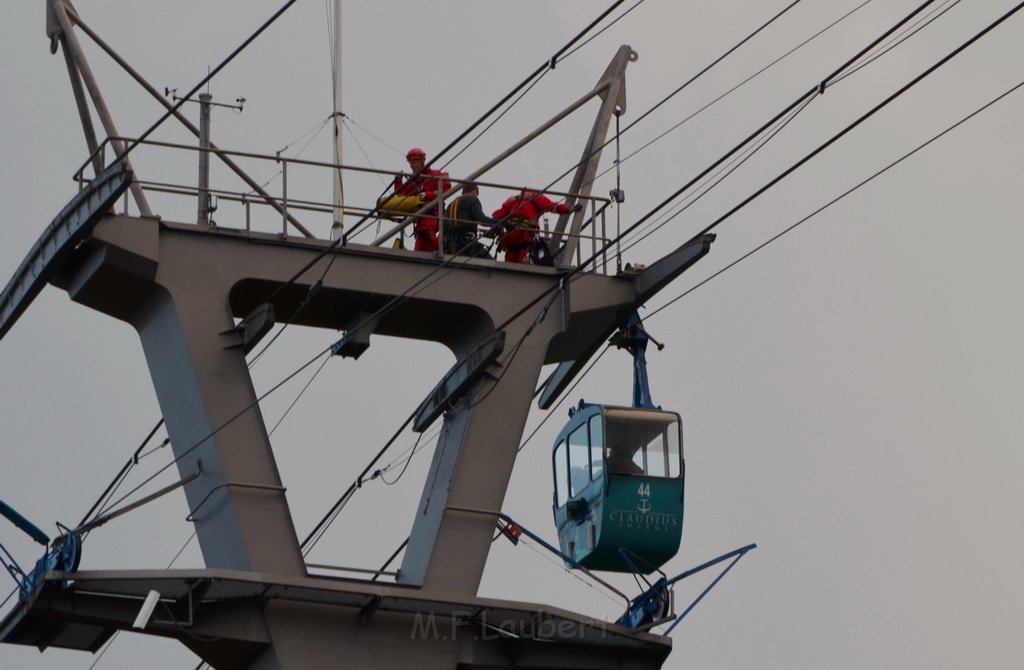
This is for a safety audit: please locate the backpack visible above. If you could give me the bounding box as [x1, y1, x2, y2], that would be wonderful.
[529, 237, 554, 266]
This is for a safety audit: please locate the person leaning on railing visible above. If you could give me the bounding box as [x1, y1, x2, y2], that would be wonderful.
[489, 189, 582, 264]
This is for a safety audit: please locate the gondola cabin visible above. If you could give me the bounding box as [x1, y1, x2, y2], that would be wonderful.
[552, 402, 684, 574]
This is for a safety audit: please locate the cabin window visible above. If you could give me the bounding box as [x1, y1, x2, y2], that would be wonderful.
[645, 428, 676, 477]
[554, 439, 568, 506]
[568, 424, 591, 496]
[603, 408, 682, 478]
[605, 443, 645, 475]
[667, 427, 681, 477]
[589, 415, 604, 482]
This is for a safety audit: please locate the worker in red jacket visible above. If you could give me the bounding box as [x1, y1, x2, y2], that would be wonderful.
[395, 147, 451, 252]
[490, 190, 581, 263]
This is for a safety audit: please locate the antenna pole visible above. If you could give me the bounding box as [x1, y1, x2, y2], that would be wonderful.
[197, 93, 212, 227]
[331, 0, 344, 239]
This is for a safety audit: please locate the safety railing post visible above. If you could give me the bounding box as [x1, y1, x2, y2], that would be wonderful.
[590, 201, 597, 273]
[600, 207, 608, 275]
[435, 175, 444, 258]
[244, 195, 251, 237]
[281, 159, 288, 236]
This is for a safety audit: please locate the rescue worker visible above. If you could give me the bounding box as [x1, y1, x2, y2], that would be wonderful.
[394, 147, 451, 252]
[490, 189, 582, 264]
[444, 182, 493, 258]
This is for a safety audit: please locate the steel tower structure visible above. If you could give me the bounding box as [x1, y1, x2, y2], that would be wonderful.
[1, 2, 716, 667]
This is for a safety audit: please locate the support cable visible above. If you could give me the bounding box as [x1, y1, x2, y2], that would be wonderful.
[561, 0, 648, 61]
[267, 355, 332, 437]
[343, 121, 389, 188]
[246, 114, 334, 196]
[301, 283, 564, 554]
[173, 0, 704, 383]
[683, 0, 1024, 244]
[527, 70, 1021, 472]
[429, 0, 646, 176]
[82, 346, 335, 527]
[503, 0, 936, 264]
[43, 2, 743, 663]
[829, 0, 963, 87]
[519, 345, 612, 453]
[71, 12, 1022, 670]
[432, 70, 551, 174]
[481, 0, 1001, 380]
[300, 412, 416, 554]
[421, 0, 633, 173]
[379, 432, 423, 486]
[505, 44, 1024, 610]
[77, 419, 165, 528]
[116, 0, 303, 162]
[344, 115, 406, 158]
[74, 199, 544, 562]
[371, 537, 409, 582]
[614, 114, 623, 271]
[65, 0, 961, 605]
[518, 538, 628, 609]
[590, 0, 879, 185]
[646, 72, 1024, 322]
[571, 0, 954, 269]
[288, 0, 982, 512]
[351, 0, 805, 244]
[402, 0, 849, 279]
[617, 92, 815, 256]
[81, 3, 1020, 620]
[616, 0, 807, 141]
[342, 0, 639, 242]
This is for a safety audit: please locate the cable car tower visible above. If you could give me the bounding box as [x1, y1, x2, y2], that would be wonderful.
[0, 2, 748, 668]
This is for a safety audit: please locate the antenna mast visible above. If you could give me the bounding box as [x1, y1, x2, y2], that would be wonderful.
[331, 0, 344, 239]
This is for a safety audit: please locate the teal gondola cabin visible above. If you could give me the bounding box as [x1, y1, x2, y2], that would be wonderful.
[552, 402, 684, 573]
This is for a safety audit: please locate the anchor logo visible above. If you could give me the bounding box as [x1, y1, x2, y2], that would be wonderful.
[636, 481, 652, 513]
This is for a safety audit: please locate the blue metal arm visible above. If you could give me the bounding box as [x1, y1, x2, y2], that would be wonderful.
[616, 543, 757, 631]
[663, 543, 756, 635]
[0, 500, 50, 546]
[0, 501, 82, 603]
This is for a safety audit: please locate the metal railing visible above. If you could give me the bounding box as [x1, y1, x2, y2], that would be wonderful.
[73, 137, 619, 274]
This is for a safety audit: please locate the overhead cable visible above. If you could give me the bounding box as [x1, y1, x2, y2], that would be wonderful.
[82, 345, 335, 527]
[77, 419, 165, 528]
[475, 0, 975, 375]
[117, 0, 303, 161]
[647, 73, 1024, 322]
[593, 0, 945, 261]
[301, 0, 967, 487]
[301, 282, 565, 554]
[591, 0, 879, 184]
[618, 0, 807, 140]
[830, 0, 963, 87]
[684, 0, 1024, 243]
[342, 0, 638, 242]
[537, 74, 1024, 456]
[617, 93, 815, 255]
[425, 0, 634, 172]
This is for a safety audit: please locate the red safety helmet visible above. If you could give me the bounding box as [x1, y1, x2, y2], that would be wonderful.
[406, 147, 426, 161]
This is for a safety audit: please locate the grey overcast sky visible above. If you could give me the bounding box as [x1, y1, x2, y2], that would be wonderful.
[2, 1, 1023, 668]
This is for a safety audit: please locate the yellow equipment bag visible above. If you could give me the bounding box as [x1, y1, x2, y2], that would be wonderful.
[377, 194, 423, 220]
